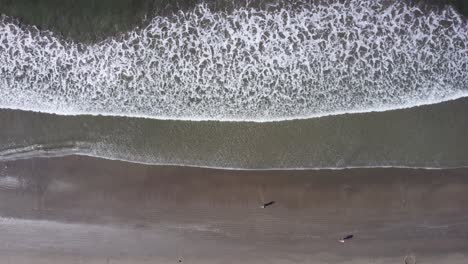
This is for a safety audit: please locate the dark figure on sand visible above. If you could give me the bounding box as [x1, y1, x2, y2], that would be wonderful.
[261, 201, 275, 208]
[339, 234, 354, 243]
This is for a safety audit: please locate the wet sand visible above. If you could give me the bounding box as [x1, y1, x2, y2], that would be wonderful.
[0, 155, 468, 263]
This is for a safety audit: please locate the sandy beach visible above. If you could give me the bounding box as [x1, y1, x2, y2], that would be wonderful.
[1, 155, 467, 263]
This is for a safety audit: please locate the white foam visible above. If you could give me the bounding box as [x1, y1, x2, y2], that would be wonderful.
[0, 176, 20, 189]
[0, 0, 467, 122]
[0, 141, 92, 161]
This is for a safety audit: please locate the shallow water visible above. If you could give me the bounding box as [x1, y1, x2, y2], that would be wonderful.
[1, 97, 468, 169]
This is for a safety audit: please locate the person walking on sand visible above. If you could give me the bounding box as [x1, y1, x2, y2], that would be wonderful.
[339, 234, 354, 243]
[261, 201, 275, 208]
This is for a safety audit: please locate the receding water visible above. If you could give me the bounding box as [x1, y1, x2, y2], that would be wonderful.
[1, 97, 468, 169]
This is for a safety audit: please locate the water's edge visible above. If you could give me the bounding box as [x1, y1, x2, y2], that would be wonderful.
[1, 97, 468, 169]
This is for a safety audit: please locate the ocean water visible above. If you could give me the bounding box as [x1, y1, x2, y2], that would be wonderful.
[0, 0, 467, 169]
[1, 97, 468, 169]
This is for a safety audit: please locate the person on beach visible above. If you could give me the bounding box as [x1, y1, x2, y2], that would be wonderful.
[339, 234, 354, 243]
[261, 201, 275, 208]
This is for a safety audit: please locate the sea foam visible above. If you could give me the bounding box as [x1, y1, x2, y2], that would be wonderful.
[0, 0, 467, 122]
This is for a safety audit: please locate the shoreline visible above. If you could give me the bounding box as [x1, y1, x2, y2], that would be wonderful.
[2, 96, 468, 169]
[6, 152, 468, 171]
[0, 0, 467, 262]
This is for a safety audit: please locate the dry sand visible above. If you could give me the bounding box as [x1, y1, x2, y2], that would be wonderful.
[0, 155, 468, 263]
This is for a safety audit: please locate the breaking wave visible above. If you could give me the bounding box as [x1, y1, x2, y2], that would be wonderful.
[0, 0, 467, 122]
